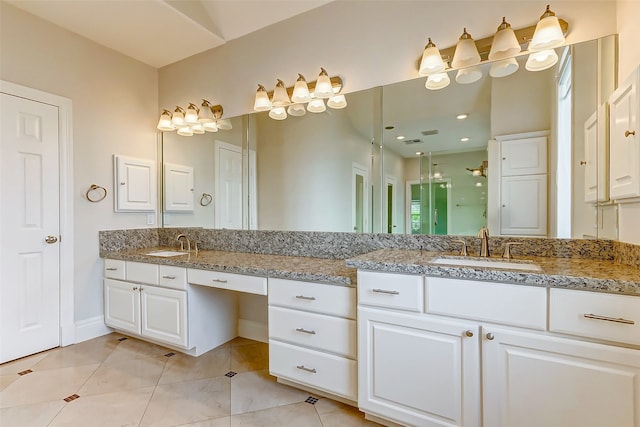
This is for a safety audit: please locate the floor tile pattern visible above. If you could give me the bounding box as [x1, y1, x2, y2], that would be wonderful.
[0, 334, 381, 426]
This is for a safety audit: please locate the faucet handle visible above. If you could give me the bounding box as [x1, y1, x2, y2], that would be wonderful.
[452, 239, 468, 256]
[502, 242, 523, 259]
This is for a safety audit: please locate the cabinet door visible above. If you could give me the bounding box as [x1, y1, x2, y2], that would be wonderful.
[483, 326, 640, 427]
[104, 279, 140, 334]
[113, 155, 156, 212]
[140, 285, 188, 348]
[500, 136, 547, 176]
[358, 307, 480, 427]
[609, 71, 639, 200]
[164, 162, 194, 212]
[500, 174, 547, 236]
[584, 111, 599, 203]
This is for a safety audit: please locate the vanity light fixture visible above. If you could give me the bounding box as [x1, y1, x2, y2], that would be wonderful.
[253, 68, 346, 120]
[157, 99, 229, 136]
[419, 38, 447, 76]
[488, 17, 522, 62]
[529, 5, 565, 51]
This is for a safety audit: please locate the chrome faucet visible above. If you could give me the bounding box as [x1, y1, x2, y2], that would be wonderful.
[477, 227, 490, 257]
[176, 234, 191, 253]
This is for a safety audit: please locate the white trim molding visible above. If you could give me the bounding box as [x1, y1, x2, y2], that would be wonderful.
[75, 316, 112, 343]
[0, 80, 75, 346]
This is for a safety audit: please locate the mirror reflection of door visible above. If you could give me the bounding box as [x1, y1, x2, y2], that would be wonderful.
[385, 175, 397, 233]
[406, 180, 449, 235]
[352, 163, 369, 233]
[430, 182, 449, 235]
[215, 140, 243, 229]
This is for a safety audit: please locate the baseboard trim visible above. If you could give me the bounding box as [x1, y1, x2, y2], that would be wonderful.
[74, 316, 112, 344]
[237, 318, 267, 343]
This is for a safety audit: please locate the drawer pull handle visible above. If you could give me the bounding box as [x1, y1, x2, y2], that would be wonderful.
[211, 279, 228, 284]
[106, 267, 118, 271]
[583, 313, 635, 325]
[295, 328, 316, 335]
[372, 288, 400, 295]
[295, 295, 316, 301]
[296, 365, 317, 374]
[162, 275, 176, 280]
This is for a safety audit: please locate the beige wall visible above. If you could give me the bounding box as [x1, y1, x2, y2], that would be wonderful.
[1, 3, 158, 323]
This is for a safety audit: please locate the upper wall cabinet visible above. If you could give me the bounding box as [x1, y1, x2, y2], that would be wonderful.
[113, 155, 156, 212]
[164, 163, 194, 212]
[609, 66, 639, 202]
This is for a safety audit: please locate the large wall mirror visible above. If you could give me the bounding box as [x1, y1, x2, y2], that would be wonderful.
[159, 35, 618, 240]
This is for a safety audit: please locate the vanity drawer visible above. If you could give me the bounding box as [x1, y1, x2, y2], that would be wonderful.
[269, 340, 357, 400]
[126, 261, 159, 285]
[159, 265, 187, 290]
[104, 259, 126, 280]
[269, 306, 356, 358]
[426, 277, 547, 330]
[188, 269, 267, 295]
[268, 278, 355, 319]
[550, 288, 640, 346]
[358, 271, 424, 312]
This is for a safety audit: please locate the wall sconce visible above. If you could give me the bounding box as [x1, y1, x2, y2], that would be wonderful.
[466, 161, 488, 177]
[253, 68, 346, 120]
[414, 4, 568, 90]
[157, 99, 230, 136]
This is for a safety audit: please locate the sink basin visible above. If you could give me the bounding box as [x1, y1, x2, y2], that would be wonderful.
[431, 257, 541, 271]
[145, 250, 188, 257]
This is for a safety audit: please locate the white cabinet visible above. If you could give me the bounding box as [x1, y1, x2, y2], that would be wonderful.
[113, 155, 156, 212]
[164, 163, 194, 212]
[492, 131, 549, 236]
[483, 326, 640, 427]
[358, 306, 480, 427]
[358, 271, 640, 427]
[104, 260, 238, 355]
[268, 278, 357, 402]
[610, 66, 640, 201]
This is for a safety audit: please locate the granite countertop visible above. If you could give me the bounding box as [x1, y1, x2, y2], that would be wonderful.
[345, 249, 640, 295]
[102, 247, 357, 286]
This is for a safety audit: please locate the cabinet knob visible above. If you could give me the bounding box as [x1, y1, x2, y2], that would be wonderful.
[579, 160, 587, 165]
[485, 332, 495, 341]
[132, 287, 138, 291]
[465, 330, 474, 338]
[625, 130, 636, 137]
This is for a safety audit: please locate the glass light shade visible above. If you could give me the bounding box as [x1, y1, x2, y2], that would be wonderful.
[253, 85, 272, 111]
[191, 124, 205, 134]
[327, 94, 347, 109]
[272, 80, 291, 107]
[177, 126, 193, 136]
[489, 57, 519, 78]
[184, 104, 200, 125]
[425, 72, 451, 90]
[488, 17, 521, 61]
[157, 110, 175, 131]
[287, 104, 307, 117]
[171, 108, 185, 127]
[198, 103, 214, 123]
[269, 107, 287, 120]
[526, 49, 559, 71]
[307, 98, 326, 113]
[419, 38, 447, 76]
[314, 68, 334, 98]
[455, 67, 483, 84]
[433, 171, 442, 179]
[204, 121, 219, 132]
[291, 74, 311, 103]
[529, 6, 565, 51]
[451, 29, 481, 69]
[216, 119, 232, 130]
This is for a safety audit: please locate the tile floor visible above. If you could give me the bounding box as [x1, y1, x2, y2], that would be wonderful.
[0, 334, 381, 426]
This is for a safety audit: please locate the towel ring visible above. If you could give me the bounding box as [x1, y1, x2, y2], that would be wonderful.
[86, 184, 107, 202]
[200, 193, 213, 206]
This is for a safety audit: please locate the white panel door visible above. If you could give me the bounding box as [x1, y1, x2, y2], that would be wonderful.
[215, 141, 242, 229]
[140, 285, 187, 348]
[0, 93, 60, 363]
[164, 163, 194, 211]
[483, 326, 640, 427]
[358, 307, 481, 427]
[500, 174, 547, 236]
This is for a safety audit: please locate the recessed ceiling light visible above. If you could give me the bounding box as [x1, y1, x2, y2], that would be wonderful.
[460, 137, 470, 142]
[396, 135, 405, 140]
[416, 151, 424, 156]
[385, 125, 395, 130]
[456, 114, 468, 120]
[475, 182, 483, 187]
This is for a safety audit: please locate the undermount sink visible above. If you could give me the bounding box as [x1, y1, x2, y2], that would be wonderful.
[145, 250, 188, 257]
[431, 257, 542, 271]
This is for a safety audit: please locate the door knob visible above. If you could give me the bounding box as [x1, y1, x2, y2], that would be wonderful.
[45, 235, 58, 244]
[625, 130, 636, 137]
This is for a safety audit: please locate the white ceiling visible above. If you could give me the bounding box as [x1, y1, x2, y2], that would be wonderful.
[6, 0, 334, 68]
